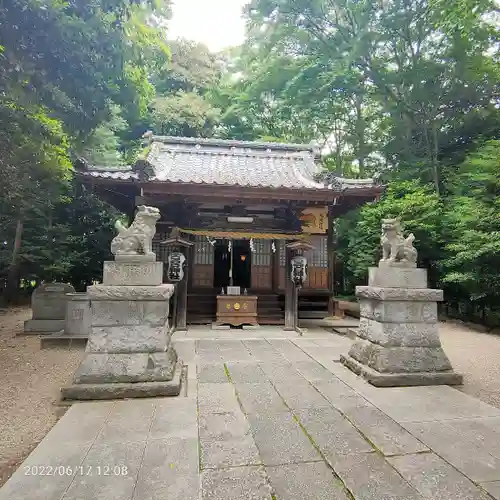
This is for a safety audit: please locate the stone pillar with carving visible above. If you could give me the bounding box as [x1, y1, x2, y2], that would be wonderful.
[340, 218, 462, 387]
[62, 206, 182, 400]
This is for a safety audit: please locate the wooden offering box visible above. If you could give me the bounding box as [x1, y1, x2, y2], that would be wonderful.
[216, 295, 258, 327]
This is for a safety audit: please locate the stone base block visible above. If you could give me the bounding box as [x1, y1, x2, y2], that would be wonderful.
[359, 299, 437, 323]
[87, 325, 170, 353]
[87, 284, 174, 301]
[102, 261, 163, 286]
[368, 266, 428, 289]
[357, 318, 441, 347]
[340, 354, 463, 387]
[23, 319, 64, 334]
[356, 286, 443, 302]
[348, 338, 453, 373]
[91, 300, 170, 327]
[114, 254, 156, 263]
[73, 347, 177, 384]
[40, 334, 88, 349]
[62, 361, 184, 400]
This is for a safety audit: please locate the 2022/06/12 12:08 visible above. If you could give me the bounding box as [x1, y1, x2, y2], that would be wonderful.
[24, 465, 129, 476]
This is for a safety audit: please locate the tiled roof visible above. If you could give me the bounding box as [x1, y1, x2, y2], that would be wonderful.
[80, 136, 379, 192]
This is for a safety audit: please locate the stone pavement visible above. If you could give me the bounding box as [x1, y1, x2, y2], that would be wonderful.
[2, 326, 500, 499]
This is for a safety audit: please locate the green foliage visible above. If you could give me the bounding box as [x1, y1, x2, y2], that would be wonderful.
[441, 140, 500, 310]
[337, 181, 444, 291]
[151, 92, 221, 138]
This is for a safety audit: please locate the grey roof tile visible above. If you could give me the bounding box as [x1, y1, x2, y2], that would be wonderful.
[80, 136, 379, 192]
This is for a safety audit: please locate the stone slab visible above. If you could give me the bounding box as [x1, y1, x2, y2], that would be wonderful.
[340, 353, 463, 386]
[199, 411, 252, 440]
[60, 440, 145, 500]
[73, 348, 177, 383]
[266, 462, 351, 500]
[87, 325, 170, 353]
[149, 398, 198, 439]
[201, 466, 272, 500]
[389, 452, 491, 500]
[61, 361, 183, 400]
[443, 417, 500, 458]
[368, 266, 427, 288]
[341, 404, 428, 456]
[225, 362, 269, 383]
[198, 383, 241, 413]
[272, 380, 331, 410]
[348, 339, 453, 373]
[403, 421, 500, 483]
[234, 382, 289, 414]
[481, 481, 500, 499]
[102, 260, 163, 286]
[133, 437, 199, 500]
[334, 452, 423, 500]
[198, 363, 229, 383]
[23, 318, 64, 333]
[359, 299, 438, 323]
[87, 284, 174, 301]
[371, 386, 500, 422]
[357, 317, 441, 347]
[247, 412, 321, 465]
[294, 407, 374, 456]
[200, 435, 261, 469]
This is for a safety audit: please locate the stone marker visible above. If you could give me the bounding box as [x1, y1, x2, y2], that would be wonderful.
[62, 206, 182, 400]
[340, 218, 462, 387]
[64, 293, 91, 336]
[24, 283, 75, 334]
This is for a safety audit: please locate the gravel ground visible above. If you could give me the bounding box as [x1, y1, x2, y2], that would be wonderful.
[0, 307, 499, 488]
[440, 321, 500, 409]
[0, 306, 84, 487]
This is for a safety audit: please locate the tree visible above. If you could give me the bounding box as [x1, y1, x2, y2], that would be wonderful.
[244, 0, 500, 190]
[441, 140, 500, 323]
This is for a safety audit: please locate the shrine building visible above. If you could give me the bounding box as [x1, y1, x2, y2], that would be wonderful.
[77, 134, 383, 328]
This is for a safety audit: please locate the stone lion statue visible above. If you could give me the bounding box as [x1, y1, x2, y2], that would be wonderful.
[110, 205, 160, 257]
[380, 218, 417, 265]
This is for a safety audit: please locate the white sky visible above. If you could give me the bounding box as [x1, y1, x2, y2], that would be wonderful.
[168, 0, 250, 52]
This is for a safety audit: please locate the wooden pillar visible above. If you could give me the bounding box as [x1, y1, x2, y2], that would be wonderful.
[327, 205, 336, 316]
[175, 248, 189, 331]
[284, 245, 295, 330]
[161, 228, 193, 332]
[272, 239, 280, 293]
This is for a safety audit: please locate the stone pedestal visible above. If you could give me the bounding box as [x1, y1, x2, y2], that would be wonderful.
[24, 283, 75, 334]
[340, 263, 462, 387]
[62, 261, 182, 400]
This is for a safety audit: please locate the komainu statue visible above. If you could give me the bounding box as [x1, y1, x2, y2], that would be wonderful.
[110, 205, 160, 257]
[380, 218, 417, 265]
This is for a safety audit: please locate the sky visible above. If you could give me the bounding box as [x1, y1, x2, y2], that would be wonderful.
[168, 0, 250, 52]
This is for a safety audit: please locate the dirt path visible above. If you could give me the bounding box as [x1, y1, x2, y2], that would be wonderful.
[440, 321, 500, 409]
[0, 306, 84, 486]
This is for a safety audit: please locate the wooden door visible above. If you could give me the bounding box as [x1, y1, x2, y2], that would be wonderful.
[192, 235, 214, 288]
[304, 235, 328, 290]
[251, 239, 272, 290]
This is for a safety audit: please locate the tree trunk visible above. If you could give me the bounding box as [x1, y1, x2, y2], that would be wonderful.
[354, 93, 366, 177]
[431, 121, 440, 195]
[5, 217, 24, 304]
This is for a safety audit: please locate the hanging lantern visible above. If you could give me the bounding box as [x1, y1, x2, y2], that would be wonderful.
[271, 241, 276, 253]
[167, 251, 186, 282]
[291, 255, 308, 287]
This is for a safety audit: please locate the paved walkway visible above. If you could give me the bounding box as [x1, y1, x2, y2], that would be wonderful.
[2, 326, 500, 499]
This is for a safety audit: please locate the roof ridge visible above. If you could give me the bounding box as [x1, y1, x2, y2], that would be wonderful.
[148, 135, 320, 154]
